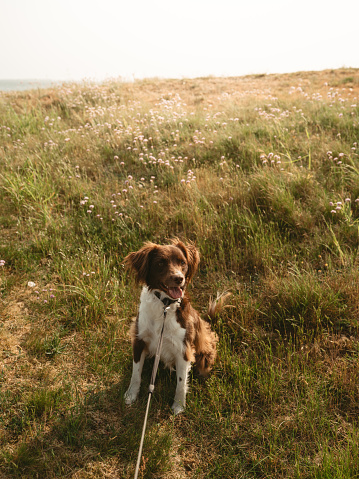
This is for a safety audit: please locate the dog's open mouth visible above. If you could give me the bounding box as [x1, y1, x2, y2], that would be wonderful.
[162, 284, 184, 299]
[168, 287, 183, 299]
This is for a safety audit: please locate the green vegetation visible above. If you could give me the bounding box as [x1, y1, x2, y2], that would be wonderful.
[1, 68, 359, 478]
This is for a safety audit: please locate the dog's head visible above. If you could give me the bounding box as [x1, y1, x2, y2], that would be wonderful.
[123, 239, 200, 299]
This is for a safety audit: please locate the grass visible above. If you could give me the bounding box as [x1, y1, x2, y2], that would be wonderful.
[0, 67, 359, 478]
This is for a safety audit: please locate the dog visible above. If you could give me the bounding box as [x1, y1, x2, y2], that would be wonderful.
[123, 239, 226, 414]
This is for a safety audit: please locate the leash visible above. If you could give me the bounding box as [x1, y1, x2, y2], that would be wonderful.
[133, 293, 180, 479]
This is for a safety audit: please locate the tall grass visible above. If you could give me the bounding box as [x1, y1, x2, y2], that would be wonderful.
[1, 68, 359, 478]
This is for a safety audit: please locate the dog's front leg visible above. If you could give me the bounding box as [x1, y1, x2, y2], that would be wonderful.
[172, 356, 191, 415]
[125, 339, 146, 405]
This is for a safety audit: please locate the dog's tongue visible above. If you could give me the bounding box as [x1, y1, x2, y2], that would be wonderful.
[169, 287, 183, 299]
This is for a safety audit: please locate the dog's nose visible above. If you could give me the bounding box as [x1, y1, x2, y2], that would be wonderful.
[173, 274, 184, 285]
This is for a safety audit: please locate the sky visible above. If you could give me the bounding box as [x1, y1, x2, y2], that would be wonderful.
[1, 0, 358, 81]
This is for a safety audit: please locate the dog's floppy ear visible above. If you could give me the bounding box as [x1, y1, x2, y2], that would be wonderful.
[173, 239, 200, 284]
[123, 242, 157, 284]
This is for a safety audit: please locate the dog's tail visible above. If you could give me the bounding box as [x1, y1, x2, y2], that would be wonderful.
[207, 291, 231, 321]
[194, 291, 231, 376]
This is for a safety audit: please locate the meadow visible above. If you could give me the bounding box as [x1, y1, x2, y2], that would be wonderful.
[0, 68, 359, 478]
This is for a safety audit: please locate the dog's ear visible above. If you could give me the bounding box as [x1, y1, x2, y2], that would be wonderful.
[123, 242, 157, 284]
[173, 239, 200, 284]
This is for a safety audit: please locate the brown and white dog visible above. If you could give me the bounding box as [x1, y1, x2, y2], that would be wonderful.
[123, 239, 224, 414]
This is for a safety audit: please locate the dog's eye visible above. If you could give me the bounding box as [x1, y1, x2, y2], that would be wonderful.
[181, 260, 186, 267]
[157, 261, 165, 269]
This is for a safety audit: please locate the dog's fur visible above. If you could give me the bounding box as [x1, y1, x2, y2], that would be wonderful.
[123, 239, 224, 414]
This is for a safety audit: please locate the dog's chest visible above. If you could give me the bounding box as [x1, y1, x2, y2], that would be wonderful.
[137, 289, 186, 366]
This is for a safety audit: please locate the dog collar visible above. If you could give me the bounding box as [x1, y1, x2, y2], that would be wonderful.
[154, 291, 181, 308]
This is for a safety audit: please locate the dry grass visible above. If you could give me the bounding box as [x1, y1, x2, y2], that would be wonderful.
[1, 67, 359, 478]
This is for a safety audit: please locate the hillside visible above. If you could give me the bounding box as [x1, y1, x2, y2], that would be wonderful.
[1, 68, 359, 478]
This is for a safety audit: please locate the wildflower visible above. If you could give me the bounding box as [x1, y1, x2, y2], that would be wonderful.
[27, 281, 36, 288]
[345, 198, 351, 202]
[0, 260, 5, 266]
[331, 210, 337, 213]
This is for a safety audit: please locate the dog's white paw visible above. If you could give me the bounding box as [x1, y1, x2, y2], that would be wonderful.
[124, 388, 138, 405]
[171, 401, 185, 415]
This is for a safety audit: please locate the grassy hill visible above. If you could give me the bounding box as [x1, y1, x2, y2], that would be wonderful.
[1, 68, 359, 478]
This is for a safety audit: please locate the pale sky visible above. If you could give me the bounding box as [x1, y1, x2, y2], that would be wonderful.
[1, 0, 358, 81]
